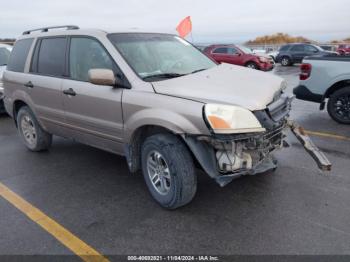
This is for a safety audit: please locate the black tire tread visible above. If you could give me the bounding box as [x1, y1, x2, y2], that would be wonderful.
[327, 86, 350, 124]
[17, 106, 52, 151]
[246, 61, 258, 69]
[141, 133, 197, 209]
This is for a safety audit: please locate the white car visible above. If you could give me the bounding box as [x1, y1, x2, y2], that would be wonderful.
[253, 49, 278, 62]
[0, 44, 12, 113]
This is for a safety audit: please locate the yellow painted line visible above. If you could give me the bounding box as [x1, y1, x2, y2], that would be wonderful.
[0, 182, 109, 262]
[304, 130, 350, 142]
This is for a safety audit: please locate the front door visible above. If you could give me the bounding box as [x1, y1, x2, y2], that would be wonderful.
[61, 37, 125, 154]
[226, 47, 243, 65]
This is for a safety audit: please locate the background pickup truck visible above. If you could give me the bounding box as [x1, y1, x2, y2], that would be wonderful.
[293, 56, 350, 124]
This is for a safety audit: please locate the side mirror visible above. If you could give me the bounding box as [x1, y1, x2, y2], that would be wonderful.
[88, 69, 116, 86]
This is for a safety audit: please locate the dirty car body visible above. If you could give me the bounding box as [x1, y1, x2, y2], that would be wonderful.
[3, 27, 328, 209]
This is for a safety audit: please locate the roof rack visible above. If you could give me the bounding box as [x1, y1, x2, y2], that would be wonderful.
[22, 25, 79, 35]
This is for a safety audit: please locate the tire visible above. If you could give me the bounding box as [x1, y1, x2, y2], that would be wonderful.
[327, 87, 350, 124]
[16, 106, 52, 151]
[141, 133, 197, 209]
[246, 62, 258, 70]
[280, 56, 291, 66]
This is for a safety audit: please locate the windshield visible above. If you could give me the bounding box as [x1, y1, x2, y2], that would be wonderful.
[108, 33, 216, 81]
[237, 45, 253, 54]
[315, 45, 325, 51]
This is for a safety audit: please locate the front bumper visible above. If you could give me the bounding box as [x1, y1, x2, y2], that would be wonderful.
[260, 62, 274, 71]
[184, 123, 286, 187]
[183, 93, 331, 187]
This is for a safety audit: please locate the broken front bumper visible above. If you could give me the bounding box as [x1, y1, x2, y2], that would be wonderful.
[183, 121, 331, 187]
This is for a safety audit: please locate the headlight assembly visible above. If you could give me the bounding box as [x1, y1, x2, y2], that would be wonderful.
[258, 56, 269, 63]
[204, 104, 266, 134]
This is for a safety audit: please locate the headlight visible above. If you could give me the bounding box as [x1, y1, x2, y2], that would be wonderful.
[258, 56, 269, 63]
[204, 104, 266, 134]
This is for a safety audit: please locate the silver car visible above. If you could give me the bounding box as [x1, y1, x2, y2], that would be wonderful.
[0, 43, 12, 113]
[3, 26, 329, 209]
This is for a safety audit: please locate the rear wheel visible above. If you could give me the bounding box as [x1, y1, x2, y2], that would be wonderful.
[246, 62, 258, 70]
[141, 133, 197, 209]
[280, 56, 291, 66]
[16, 106, 52, 151]
[327, 87, 350, 124]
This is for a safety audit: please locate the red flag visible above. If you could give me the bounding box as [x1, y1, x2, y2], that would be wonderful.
[176, 16, 192, 38]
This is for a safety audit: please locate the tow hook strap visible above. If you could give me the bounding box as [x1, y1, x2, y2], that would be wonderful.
[287, 120, 332, 171]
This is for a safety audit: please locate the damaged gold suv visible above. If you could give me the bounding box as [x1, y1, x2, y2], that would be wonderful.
[3, 26, 331, 209]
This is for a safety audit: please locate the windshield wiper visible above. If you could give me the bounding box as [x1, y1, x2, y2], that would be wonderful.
[142, 73, 185, 80]
[190, 68, 207, 74]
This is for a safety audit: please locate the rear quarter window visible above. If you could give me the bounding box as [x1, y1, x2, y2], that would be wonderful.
[7, 38, 33, 72]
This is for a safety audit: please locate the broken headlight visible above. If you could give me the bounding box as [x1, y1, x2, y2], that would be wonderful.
[204, 104, 266, 134]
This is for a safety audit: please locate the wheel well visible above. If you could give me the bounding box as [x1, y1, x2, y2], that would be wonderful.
[13, 100, 28, 126]
[324, 80, 350, 98]
[281, 55, 290, 60]
[126, 125, 199, 173]
[245, 61, 256, 65]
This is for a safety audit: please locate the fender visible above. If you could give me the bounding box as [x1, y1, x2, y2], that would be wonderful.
[124, 108, 205, 144]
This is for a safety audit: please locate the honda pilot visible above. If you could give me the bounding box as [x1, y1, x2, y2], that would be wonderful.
[3, 26, 329, 209]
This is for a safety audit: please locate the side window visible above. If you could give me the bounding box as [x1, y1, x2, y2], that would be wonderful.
[69, 37, 114, 82]
[36, 37, 66, 77]
[291, 45, 305, 52]
[212, 47, 228, 54]
[227, 47, 239, 54]
[7, 38, 33, 72]
[305, 45, 318, 52]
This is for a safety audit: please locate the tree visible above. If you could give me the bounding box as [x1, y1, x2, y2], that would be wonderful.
[246, 33, 315, 45]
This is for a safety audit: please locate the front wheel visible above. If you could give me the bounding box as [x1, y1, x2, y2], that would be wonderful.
[17, 106, 52, 151]
[141, 133, 197, 209]
[246, 62, 258, 70]
[327, 87, 350, 124]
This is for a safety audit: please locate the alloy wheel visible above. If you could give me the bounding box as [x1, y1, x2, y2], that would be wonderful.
[147, 150, 172, 195]
[20, 114, 37, 146]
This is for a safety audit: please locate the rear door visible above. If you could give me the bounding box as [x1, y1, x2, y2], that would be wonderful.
[4, 38, 66, 132]
[61, 36, 125, 153]
[28, 37, 67, 130]
[290, 45, 306, 63]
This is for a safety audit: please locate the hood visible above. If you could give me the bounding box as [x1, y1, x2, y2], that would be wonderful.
[152, 63, 284, 111]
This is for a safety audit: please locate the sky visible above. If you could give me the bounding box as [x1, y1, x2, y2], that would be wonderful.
[0, 0, 349, 43]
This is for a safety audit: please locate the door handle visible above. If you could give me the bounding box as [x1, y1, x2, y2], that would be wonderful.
[24, 81, 34, 88]
[63, 88, 76, 96]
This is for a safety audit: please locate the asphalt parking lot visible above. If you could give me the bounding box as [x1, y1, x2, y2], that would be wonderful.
[1, 65, 350, 259]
